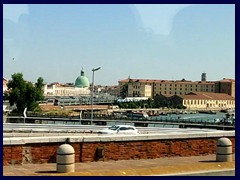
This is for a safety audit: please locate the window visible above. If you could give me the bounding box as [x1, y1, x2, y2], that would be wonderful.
[119, 127, 129, 130]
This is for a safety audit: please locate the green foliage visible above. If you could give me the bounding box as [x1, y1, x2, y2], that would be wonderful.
[120, 84, 128, 99]
[5, 73, 44, 113]
[153, 95, 168, 108]
[117, 99, 153, 109]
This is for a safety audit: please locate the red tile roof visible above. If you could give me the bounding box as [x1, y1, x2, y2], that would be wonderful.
[181, 92, 234, 100]
[118, 79, 215, 84]
[219, 78, 235, 83]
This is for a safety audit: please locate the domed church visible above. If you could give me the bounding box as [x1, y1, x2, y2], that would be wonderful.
[44, 69, 91, 96]
[75, 69, 90, 88]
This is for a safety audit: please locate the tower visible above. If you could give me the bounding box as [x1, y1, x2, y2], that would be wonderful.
[201, 73, 206, 81]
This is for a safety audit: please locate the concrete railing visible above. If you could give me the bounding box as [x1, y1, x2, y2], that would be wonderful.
[3, 131, 235, 145]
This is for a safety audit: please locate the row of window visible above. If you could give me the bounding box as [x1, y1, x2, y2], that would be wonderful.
[132, 91, 140, 95]
[158, 84, 214, 88]
[157, 90, 212, 95]
[184, 100, 234, 105]
[130, 83, 215, 88]
[157, 88, 214, 91]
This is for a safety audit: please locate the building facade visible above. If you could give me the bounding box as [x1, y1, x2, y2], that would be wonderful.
[44, 70, 90, 96]
[43, 83, 90, 96]
[214, 78, 235, 98]
[181, 92, 235, 110]
[127, 82, 152, 98]
[3, 77, 8, 94]
[119, 77, 235, 98]
[119, 78, 216, 98]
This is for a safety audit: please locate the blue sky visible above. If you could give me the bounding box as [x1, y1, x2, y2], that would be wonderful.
[3, 4, 235, 85]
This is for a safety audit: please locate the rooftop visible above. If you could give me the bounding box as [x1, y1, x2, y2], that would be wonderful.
[181, 92, 235, 100]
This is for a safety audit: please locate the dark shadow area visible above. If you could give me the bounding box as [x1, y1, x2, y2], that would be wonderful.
[35, 170, 58, 173]
[199, 160, 217, 163]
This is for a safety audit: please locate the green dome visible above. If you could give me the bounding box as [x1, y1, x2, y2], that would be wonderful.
[75, 70, 90, 88]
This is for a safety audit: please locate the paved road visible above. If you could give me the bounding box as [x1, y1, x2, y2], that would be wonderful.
[3, 122, 220, 134]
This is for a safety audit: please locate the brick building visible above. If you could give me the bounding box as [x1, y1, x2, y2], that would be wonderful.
[181, 92, 235, 110]
[119, 77, 235, 98]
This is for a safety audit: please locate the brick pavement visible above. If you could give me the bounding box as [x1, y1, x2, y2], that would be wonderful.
[3, 154, 235, 176]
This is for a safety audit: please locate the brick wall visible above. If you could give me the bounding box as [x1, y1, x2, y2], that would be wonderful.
[3, 137, 235, 166]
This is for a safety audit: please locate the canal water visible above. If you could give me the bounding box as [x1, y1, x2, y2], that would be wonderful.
[151, 112, 226, 122]
[147, 112, 227, 128]
[107, 112, 228, 128]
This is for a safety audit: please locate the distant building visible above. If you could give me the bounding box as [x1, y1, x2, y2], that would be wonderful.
[95, 85, 119, 97]
[119, 78, 216, 98]
[43, 69, 90, 96]
[214, 78, 235, 98]
[128, 83, 152, 98]
[3, 77, 8, 94]
[119, 76, 235, 98]
[181, 92, 235, 110]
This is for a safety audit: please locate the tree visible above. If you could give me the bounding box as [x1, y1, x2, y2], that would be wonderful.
[5, 73, 44, 113]
[120, 84, 128, 99]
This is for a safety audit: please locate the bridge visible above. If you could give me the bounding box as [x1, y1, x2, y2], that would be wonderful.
[5, 116, 235, 130]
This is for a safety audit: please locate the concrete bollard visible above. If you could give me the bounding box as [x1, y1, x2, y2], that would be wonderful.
[216, 137, 232, 162]
[56, 144, 75, 173]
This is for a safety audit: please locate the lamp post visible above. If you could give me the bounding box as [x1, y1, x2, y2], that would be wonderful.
[91, 67, 101, 125]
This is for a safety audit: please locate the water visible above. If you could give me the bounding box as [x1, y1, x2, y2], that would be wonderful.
[151, 112, 226, 123]
[146, 112, 227, 128]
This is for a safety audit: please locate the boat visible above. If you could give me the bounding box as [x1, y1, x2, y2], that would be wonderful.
[126, 111, 149, 120]
[198, 110, 217, 114]
[214, 112, 235, 125]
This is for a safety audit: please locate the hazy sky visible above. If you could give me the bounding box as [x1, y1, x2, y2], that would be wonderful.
[3, 4, 235, 85]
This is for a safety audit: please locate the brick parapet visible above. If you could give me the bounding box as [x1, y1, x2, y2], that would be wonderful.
[3, 131, 235, 166]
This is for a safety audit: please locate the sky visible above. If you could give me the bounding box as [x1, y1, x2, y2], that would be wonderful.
[3, 4, 235, 85]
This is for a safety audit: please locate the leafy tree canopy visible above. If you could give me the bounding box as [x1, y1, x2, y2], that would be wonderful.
[5, 73, 44, 113]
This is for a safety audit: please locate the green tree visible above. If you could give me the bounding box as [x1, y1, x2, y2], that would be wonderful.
[5, 73, 44, 113]
[120, 84, 128, 99]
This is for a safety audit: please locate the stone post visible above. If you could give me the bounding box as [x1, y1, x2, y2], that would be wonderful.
[216, 137, 232, 162]
[56, 144, 75, 173]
